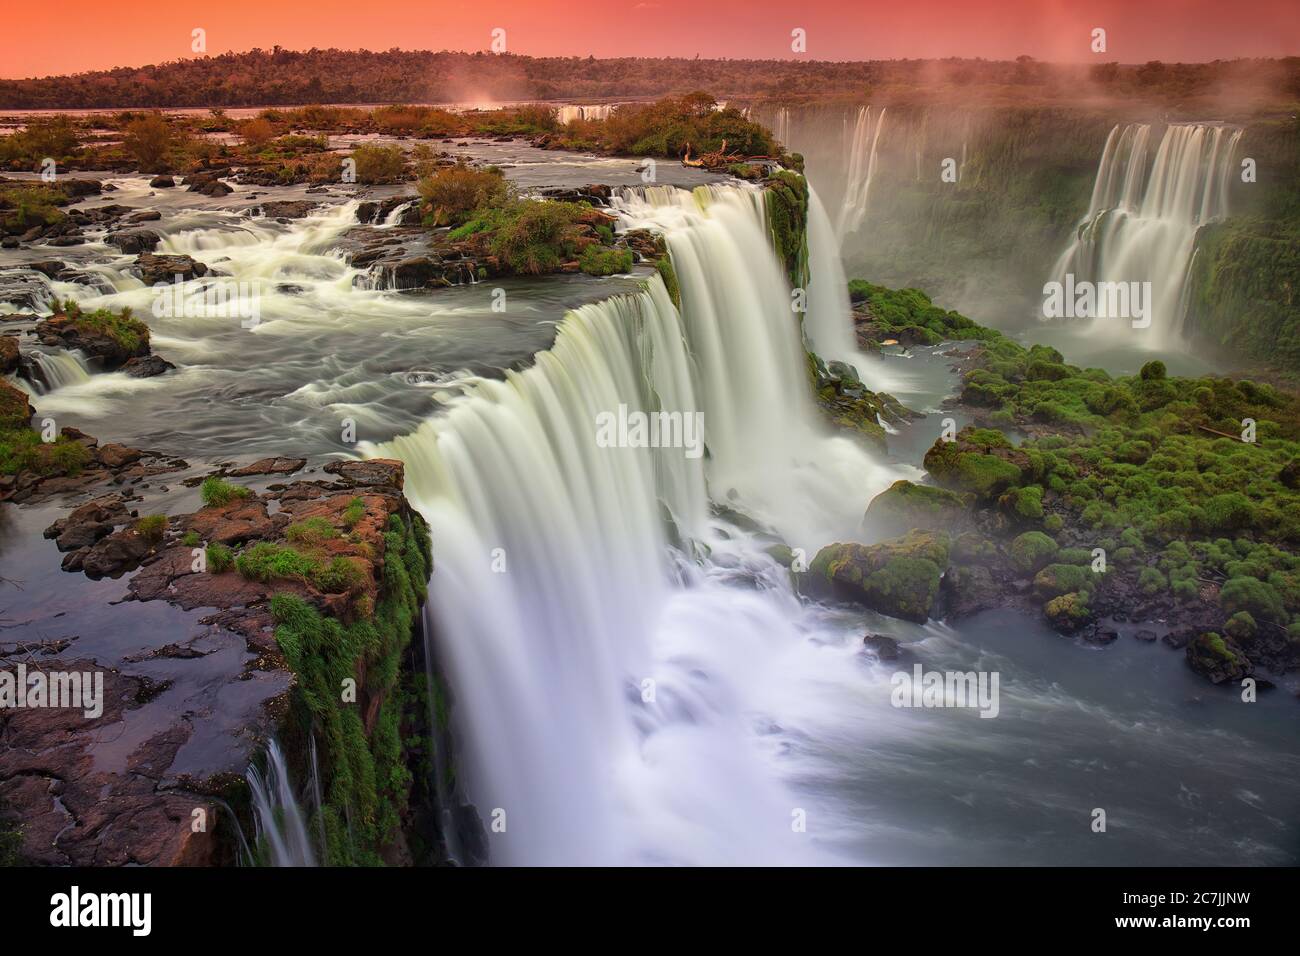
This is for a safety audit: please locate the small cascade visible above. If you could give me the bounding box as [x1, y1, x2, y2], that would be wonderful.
[1051, 122, 1242, 345]
[244, 738, 317, 867]
[835, 105, 887, 239]
[556, 104, 616, 125]
[16, 348, 93, 395]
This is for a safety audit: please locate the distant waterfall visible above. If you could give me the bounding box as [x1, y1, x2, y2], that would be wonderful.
[763, 105, 887, 242]
[245, 738, 317, 867]
[835, 106, 887, 239]
[1051, 122, 1242, 345]
[557, 104, 616, 125]
[370, 183, 903, 864]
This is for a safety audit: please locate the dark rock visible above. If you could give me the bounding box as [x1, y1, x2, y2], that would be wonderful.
[27, 259, 65, 278]
[79, 528, 153, 579]
[134, 252, 208, 285]
[255, 200, 318, 219]
[0, 335, 17, 374]
[129, 210, 162, 223]
[1134, 629, 1158, 642]
[106, 228, 161, 254]
[862, 633, 901, 661]
[149, 175, 176, 188]
[1186, 633, 1253, 684]
[229, 456, 307, 477]
[97, 443, 144, 468]
[807, 531, 949, 623]
[324, 457, 405, 489]
[120, 354, 176, 378]
[43, 495, 129, 551]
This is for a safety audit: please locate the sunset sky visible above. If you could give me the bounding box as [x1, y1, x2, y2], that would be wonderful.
[3, 0, 1298, 79]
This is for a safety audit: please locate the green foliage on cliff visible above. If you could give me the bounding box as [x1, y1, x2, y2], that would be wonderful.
[268, 510, 431, 866]
[766, 169, 809, 288]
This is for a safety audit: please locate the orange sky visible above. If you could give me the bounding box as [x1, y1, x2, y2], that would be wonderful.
[3, 0, 1298, 78]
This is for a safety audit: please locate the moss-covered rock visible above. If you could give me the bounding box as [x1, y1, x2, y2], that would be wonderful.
[1044, 591, 1091, 632]
[808, 530, 950, 623]
[863, 479, 972, 538]
[1010, 530, 1058, 574]
[1186, 631, 1252, 684]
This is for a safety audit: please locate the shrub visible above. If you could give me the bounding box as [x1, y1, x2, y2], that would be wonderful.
[134, 514, 167, 543]
[206, 542, 234, 572]
[1137, 566, 1167, 595]
[1220, 576, 1287, 624]
[286, 516, 337, 546]
[578, 244, 633, 276]
[416, 160, 506, 226]
[200, 476, 252, 508]
[351, 144, 407, 184]
[1224, 611, 1257, 640]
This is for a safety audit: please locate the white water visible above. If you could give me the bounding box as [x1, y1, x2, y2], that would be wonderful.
[15, 348, 92, 395]
[835, 106, 888, 240]
[245, 738, 317, 867]
[371, 183, 907, 864]
[1051, 122, 1242, 347]
[557, 104, 616, 125]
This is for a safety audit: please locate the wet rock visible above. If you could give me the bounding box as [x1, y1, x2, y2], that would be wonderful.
[940, 563, 1002, 619]
[0, 271, 55, 311]
[43, 495, 129, 551]
[0, 378, 34, 426]
[149, 175, 176, 188]
[1134, 629, 1158, 642]
[255, 199, 318, 219]
[1186, 632, 1253, 684]
[96, 443, 144, 468]
[0, 335, 17, 374]
[120, 354, 176, 378]
[133, 252, 208, 286]
[128, 209, 163, 222]
[862, 633, 901, 661]
[324, 457, 404, 489]
[79, 527, 153, 578]
[229, 456, 306, 477]
[34, 312, 150, 367]
[183, 496, 282, 546]
[27, 259, 65, 278]
[106, 228, 161, 254]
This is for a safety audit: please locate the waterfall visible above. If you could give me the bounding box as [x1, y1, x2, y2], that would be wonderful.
[835, 105, 887, 239]
[370, 183, 905, 864]
[1050, 122, 1242, 345]
[557, 104, 616, 125]
[245, 738, 318, 867]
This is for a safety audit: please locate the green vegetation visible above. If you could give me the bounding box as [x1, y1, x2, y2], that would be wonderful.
[0, 182, 69, 233]
[53, 300, 149, 354]
[849, 281, 1004, 347]
[134, 514, 167, 543]
[578, 244, 633, 276]
[181, 530, 201, 547]
[415, 160, 507, 227]
[342, 497, 366, 528]
[286, 515, 338, 546]
[235, 541, 365, 594]
[766, 170, 809, 288]
[549, 92, 778, 159]
[199, 475, 252, 508]
[350, 143, 407, 184]
[267, 511, 431, 865]
[1010, 530, 1058, 574]
[206, 541, 234, 572]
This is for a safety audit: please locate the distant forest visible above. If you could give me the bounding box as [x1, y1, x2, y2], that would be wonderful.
[2, 49, 1298, 110]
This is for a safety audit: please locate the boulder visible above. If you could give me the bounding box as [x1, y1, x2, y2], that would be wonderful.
[43, 495, 129, 551]
[121, 354, 176, 378]
[862, 633, 901, 661]
[106, 228, 161, 254]
[808, 530, 950, 623]
[149, 175, 176, 188]
[324, 458, 404, 489]
[0, 335, 17, 374]
[134, 252, 208, 286]
[229, 456, 307, 477]
[864, 479, 972, 538]
[256, 200, 318, 219]
[1186, 632, 1252, 684]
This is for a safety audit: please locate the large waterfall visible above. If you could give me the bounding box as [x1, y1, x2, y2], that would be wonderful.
[1050, 122, 1242, 346]
[370, 183, 905, 865]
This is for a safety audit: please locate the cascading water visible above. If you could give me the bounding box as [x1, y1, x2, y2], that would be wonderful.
[245, 738, 318, 867]
[835, 106, 887, 240]
[370, 183, 908, 864]
[1050, 122, 1242, 346]
[14, 348, 93, 395]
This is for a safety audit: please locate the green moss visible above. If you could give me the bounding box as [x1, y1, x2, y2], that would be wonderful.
[654, 256, 681, 310]
[1010, 531, 1058, 573]
[864, 479, 971, 536]
[268, 511, 430, 865]
[0, 427, 91, 477]
[286, 516, 338, 546]
[342, 497, 366, 528]
[1219, 575, 1287, 624]
[1034, 562, 1098, 599]
[578, 244, 633, 276]
[765, 170, 809, 289]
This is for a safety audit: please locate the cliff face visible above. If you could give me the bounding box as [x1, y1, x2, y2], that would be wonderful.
[0, 446, 440, 866]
